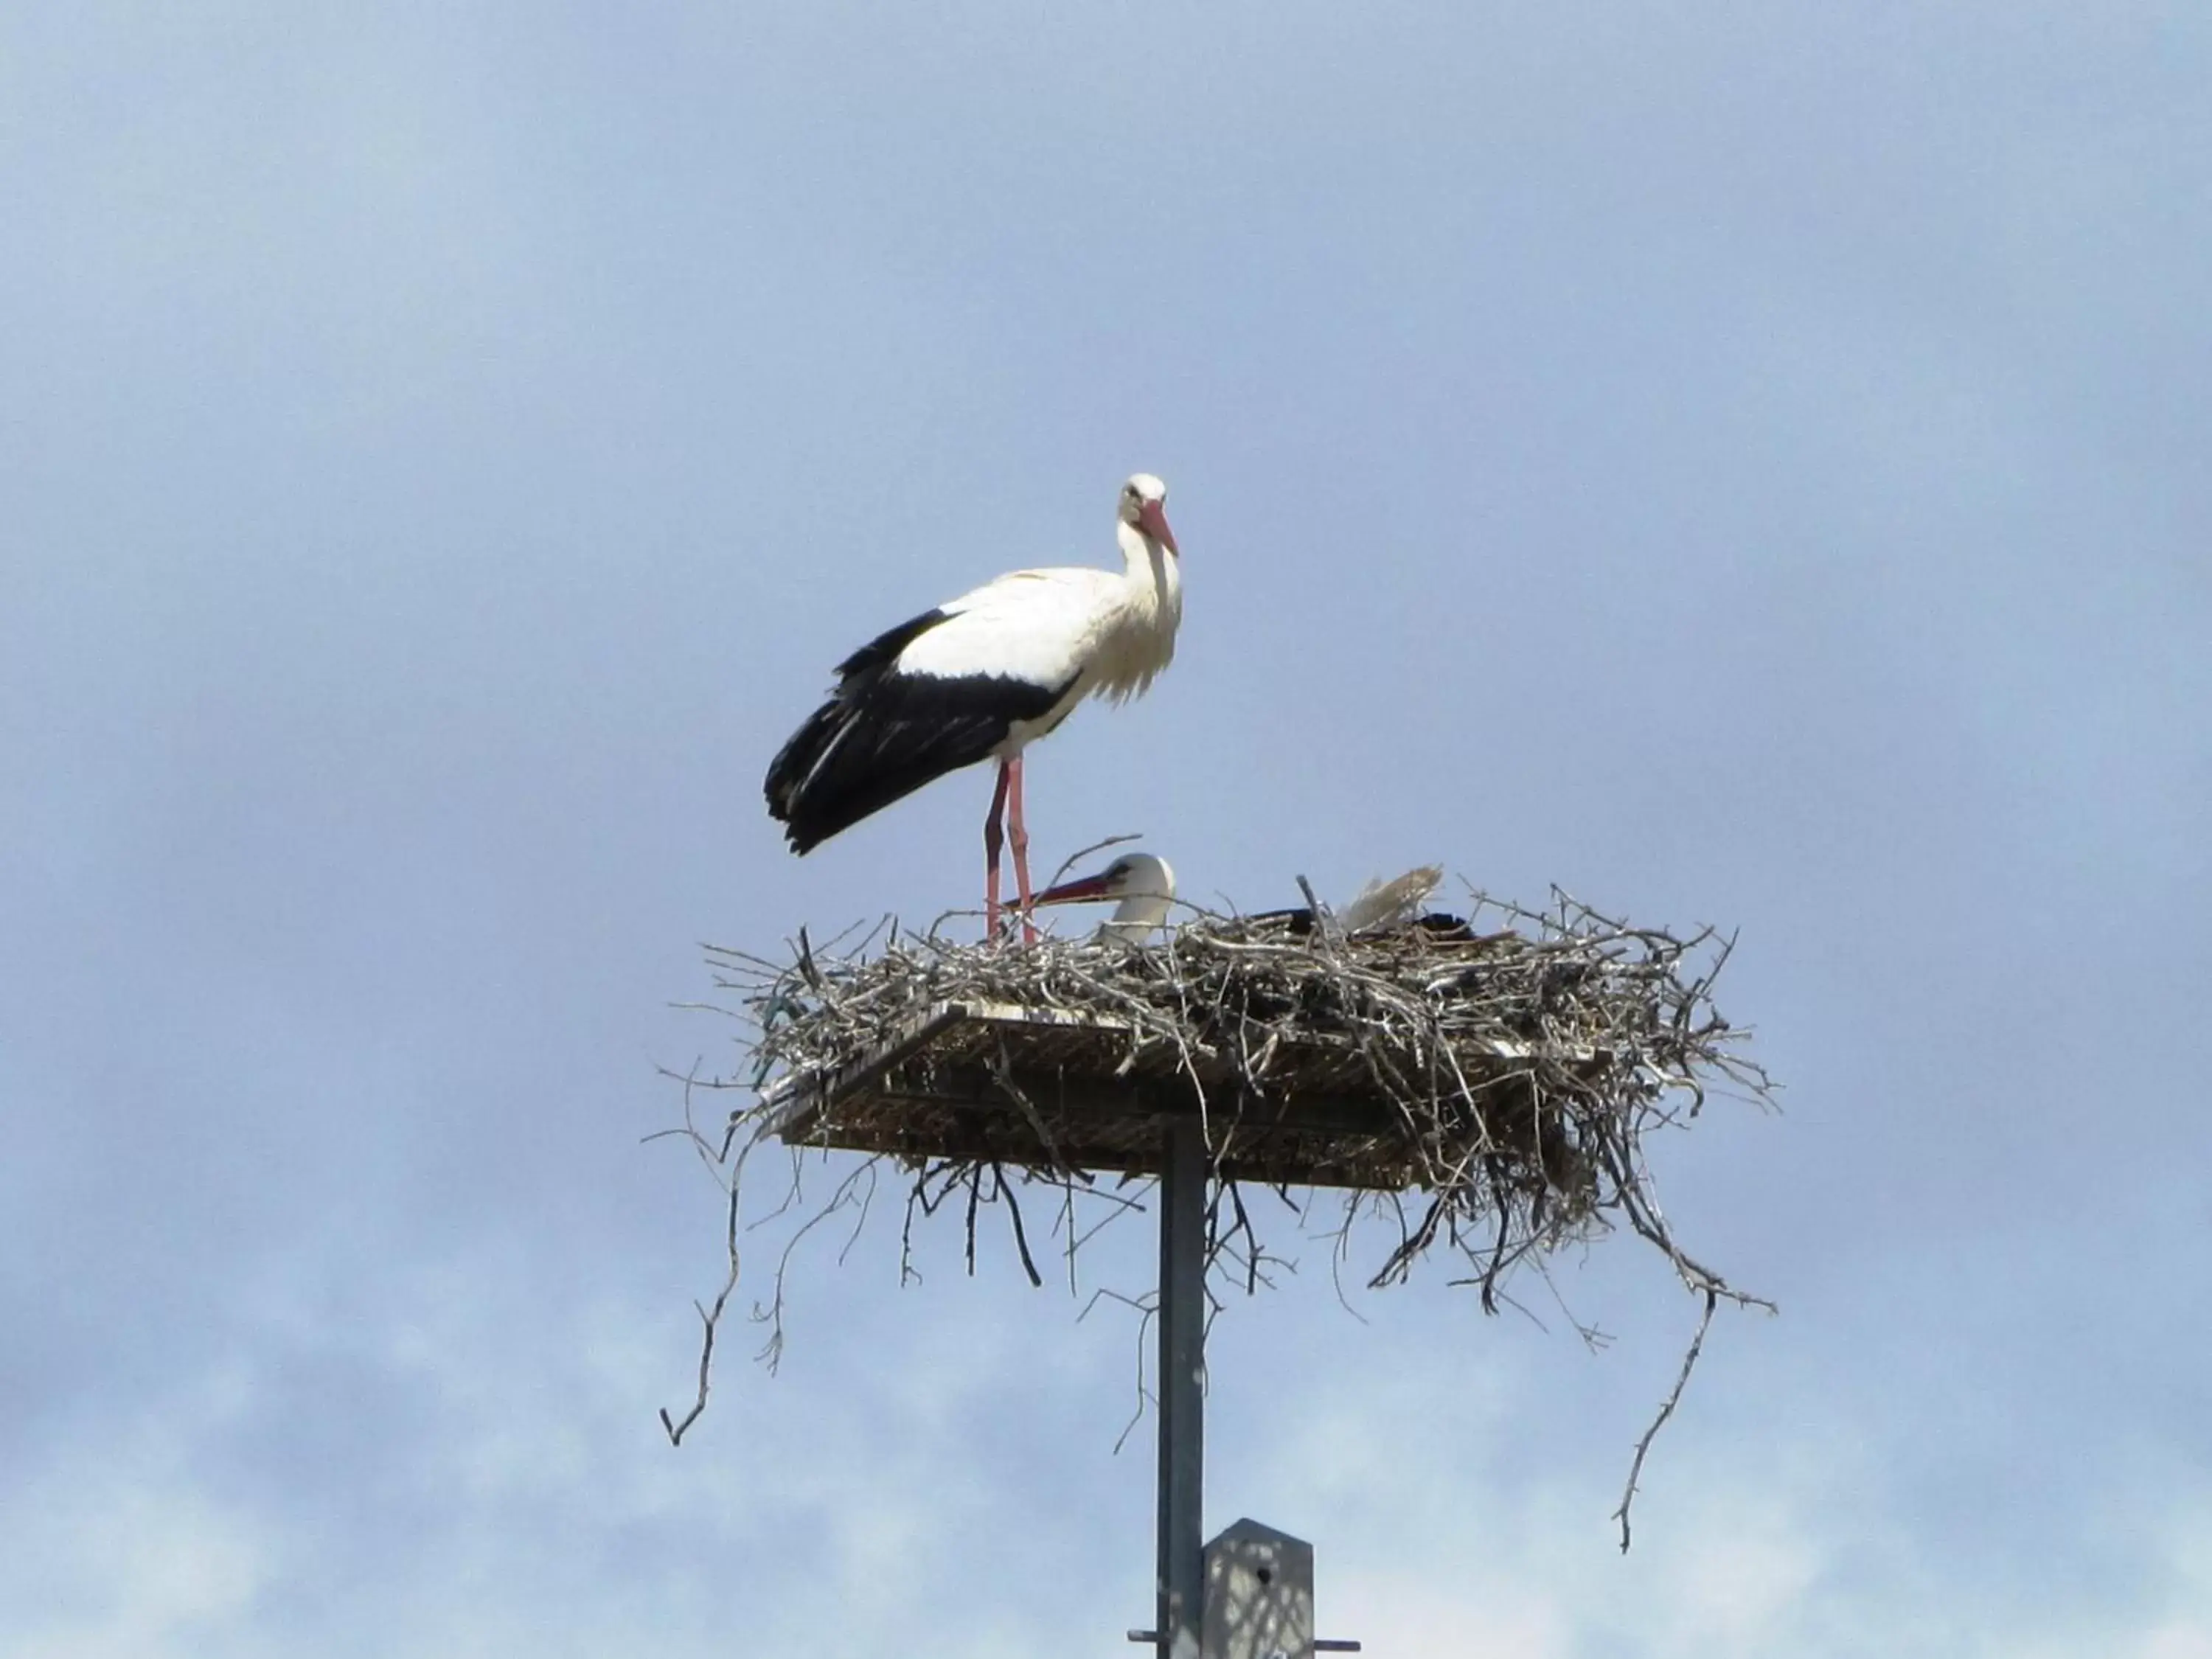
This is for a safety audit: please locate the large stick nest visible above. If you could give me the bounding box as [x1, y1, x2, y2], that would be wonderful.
[731, 886, 1764, 1287]
[661, 883, 1775, 1544]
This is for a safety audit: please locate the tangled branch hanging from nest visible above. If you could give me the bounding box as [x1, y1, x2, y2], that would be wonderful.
[655, 882, 1776, 1548]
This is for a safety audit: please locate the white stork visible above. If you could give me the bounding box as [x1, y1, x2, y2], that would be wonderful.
[1033, 852, 1179, 943]
[1034, 856, 1450, 942]
[765, 474, 1183, 942]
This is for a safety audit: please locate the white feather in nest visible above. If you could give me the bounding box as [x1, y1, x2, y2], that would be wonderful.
[1336, 863, 1445, 934]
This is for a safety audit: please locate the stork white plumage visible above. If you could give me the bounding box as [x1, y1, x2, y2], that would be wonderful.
[1033, 857, 1448, 943]
[765, 475, 1182, 942]
[1334, 865, 1447, 933]
[1032, 852, 1179, 942]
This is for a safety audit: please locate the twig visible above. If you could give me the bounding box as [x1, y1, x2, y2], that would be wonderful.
[1613, 1284, 1717, 1553]
[1045, 830, 1146, 891]
[660, 1262, 738, 1445]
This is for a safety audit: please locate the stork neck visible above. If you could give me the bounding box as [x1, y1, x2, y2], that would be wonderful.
[1116, 523, 1180, 626]
[1117, 521, 1173, 580]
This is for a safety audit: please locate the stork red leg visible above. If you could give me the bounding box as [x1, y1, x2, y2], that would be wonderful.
[982, 759, 1012, 942]
[1006, 753, 1038, 945]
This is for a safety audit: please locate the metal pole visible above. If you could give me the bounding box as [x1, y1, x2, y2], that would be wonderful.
[1155, 1112, 1206, 1658]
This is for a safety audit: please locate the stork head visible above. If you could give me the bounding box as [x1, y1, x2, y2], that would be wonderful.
[1117, 473, 1178, 557]
[1034, 852, 1178, 943]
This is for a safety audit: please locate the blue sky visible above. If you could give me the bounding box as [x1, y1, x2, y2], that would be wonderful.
[7, 4, 2211, 1654]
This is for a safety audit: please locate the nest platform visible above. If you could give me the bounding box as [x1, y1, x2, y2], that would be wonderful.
[718, 893, 1769, 1274]
[765, 995, 1600, 1191]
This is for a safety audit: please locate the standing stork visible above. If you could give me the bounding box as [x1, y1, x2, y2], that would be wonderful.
[765, 474, 1183, 942]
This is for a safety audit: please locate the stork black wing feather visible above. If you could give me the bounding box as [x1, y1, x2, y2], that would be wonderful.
[831, 607, 953, 685]
[765, 606, 1074, 853]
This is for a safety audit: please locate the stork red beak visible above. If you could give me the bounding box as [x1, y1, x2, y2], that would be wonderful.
[1136, 500, 1179, 556]
[1033, 871, 1117, 906]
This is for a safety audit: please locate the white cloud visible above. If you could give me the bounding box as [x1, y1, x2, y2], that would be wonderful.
[0, 1435, 275, 1658]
